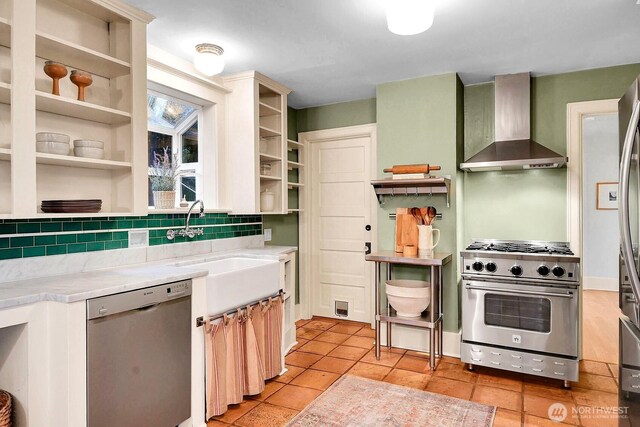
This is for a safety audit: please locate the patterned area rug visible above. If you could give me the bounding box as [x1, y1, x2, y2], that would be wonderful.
[286, 375, 495, 427]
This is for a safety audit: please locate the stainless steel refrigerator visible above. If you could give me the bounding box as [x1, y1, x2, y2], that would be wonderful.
[619, 75, 640, 426]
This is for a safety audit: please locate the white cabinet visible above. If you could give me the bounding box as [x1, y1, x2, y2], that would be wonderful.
[223, 71, 291, 214]
[0, 0, 152, 218]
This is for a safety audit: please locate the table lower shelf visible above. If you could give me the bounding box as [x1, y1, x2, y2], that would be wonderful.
[377, 307, 442, 328]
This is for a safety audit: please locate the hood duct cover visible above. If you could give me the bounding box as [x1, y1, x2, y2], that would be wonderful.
[460, 73, 567, 172]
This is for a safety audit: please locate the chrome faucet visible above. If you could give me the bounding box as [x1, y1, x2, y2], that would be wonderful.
[166, 200, 205, 240]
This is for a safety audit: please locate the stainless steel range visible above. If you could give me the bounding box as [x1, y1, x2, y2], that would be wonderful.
[460, 239, 581, 386]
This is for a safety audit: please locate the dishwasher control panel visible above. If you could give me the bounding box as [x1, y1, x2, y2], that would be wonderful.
[87, 280, 192, 320]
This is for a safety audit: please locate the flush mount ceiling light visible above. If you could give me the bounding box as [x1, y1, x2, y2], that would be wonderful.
[386, 0, 436, 36]
[193, 43, 224, 76]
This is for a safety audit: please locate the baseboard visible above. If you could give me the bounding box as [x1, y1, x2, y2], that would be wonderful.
[583, 276, 618, 291]
[379, 323, 461, 358]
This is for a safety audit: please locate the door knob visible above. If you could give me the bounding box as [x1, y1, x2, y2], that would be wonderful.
[365, 224, 371, 231]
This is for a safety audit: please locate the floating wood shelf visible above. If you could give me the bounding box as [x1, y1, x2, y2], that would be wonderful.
[370, 176, 451, 207]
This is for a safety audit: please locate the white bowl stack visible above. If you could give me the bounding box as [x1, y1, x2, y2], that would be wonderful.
[36, 132, 70, 155]
[73, 140, 104, 159]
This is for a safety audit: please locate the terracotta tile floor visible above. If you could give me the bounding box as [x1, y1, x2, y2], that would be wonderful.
[208, 317, 621, 427]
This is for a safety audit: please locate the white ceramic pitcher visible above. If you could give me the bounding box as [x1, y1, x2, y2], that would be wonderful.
[417, 225, 440, 257]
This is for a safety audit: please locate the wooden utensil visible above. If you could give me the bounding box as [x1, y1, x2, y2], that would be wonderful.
[411, 207, 423, 225]
[383, 164, 441, 174]
[395, 208, 419, 252]
[427, 206, 437, 225]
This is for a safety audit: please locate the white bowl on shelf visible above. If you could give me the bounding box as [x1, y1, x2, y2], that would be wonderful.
[36, 132, 69, 143]
[36, 140, 70, 155]
[74, 146, 104, 159]
[73, 139, 104, 149]
[385, 279, 430, 318]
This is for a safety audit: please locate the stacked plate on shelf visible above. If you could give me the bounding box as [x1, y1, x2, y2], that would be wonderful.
[40, 199, 102, 213]
[36, 132, 70, 155]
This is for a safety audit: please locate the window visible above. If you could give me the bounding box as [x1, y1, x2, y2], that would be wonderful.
[147, 91, 202, 208]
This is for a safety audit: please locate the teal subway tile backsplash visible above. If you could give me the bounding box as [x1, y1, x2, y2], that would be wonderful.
[0, 213, 262, 260]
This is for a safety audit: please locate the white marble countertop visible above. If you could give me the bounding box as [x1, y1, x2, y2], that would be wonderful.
[0, 245, 297, 310]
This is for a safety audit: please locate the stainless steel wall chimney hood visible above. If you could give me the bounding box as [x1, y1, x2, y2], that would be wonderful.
[459, 73, 567, 172]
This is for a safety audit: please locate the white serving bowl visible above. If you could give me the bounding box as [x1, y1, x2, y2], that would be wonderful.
[73, 139, 104, 149]
[36, 140, 70, 155]
[74, 146, 104, 159]
[385, 279, 430, 318]
[36, 132, 70, 143]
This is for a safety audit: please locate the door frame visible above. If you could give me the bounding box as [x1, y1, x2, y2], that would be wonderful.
[566, 98, 618, 360]
[566, 98, 618, 256]
[298, 123, 378, 322]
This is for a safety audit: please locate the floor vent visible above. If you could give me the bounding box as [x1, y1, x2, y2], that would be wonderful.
[335, 301, 348, 317]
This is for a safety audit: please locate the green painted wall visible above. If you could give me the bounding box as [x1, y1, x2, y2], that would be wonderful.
[463, 64, 640, 244]
[377, 73, 464, 332]
[297, 98, 377, 132]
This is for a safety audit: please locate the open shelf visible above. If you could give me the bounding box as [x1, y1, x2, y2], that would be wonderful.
[36, 153, 132, 170]
[36, 31, 130, 79]
[259, 101, 280, 116]
[0, 82, 10, 104]
[377, 306, 442, 328]
[260, 175, 282, 181]
[287, 139, 303, 151]
[259, 153, 282, 163]
[0, 17, 10, 48]
[259, 126, 281, 138]
[288, 209, 304, 213]
[0, 148, 11, 161]
[35, 212, 132, 218]
[371, 176, 451, 207]
[36, 90, 131, 125]
[287, 182, 303, 189]
[287, 160, 303, 170]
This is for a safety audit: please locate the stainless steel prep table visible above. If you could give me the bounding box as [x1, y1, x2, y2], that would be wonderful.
[365, 251, 452, 370]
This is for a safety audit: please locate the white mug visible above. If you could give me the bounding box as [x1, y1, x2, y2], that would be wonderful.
[418, 225, 440, 256]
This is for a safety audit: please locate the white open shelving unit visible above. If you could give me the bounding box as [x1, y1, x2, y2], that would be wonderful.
[0, 0, 151, 218]
[224, 71, 292, 214]
[286, 139, 304, 213]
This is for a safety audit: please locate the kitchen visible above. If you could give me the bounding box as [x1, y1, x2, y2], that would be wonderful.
[0, 0, 638, 426]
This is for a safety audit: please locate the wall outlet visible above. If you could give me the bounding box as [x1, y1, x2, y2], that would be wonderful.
[264, 228, 272, 242]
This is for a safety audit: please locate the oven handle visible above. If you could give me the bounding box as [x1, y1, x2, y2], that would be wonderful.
[464, 284, 575, 298]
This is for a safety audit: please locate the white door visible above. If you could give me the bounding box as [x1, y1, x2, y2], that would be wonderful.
[307, 126, 376, 323]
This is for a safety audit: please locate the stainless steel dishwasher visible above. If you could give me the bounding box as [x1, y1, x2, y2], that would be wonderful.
[87, 280, 192, 427]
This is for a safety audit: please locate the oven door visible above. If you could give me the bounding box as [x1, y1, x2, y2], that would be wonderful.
[462, 280, 578, 357]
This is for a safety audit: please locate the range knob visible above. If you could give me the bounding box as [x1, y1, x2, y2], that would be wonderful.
[537, 265, 550, 276]
[485, 262, 497, 273]
[510, 265, 523, 276]
[472, 261, 484, 272]
[552, 266, 565, 277]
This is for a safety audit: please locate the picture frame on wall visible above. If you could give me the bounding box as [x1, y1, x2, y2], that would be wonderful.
[596, 182, 618, 210]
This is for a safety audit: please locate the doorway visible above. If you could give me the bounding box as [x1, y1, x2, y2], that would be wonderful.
[299, 124, 377, 323]
[567, 99, 619, 365]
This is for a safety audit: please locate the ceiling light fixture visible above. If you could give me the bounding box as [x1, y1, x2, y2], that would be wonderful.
[194, 43, 225, 76]
[386, 0, 436, 36]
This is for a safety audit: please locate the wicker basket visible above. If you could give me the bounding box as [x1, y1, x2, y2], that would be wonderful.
[0, 390, 12, 427]
[153, 191, 176, 209]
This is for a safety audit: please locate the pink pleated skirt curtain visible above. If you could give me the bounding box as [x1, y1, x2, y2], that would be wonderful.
[203, 294, 284, 419]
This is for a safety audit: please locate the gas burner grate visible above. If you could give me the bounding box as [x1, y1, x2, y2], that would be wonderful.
[465, 241, 574, 256]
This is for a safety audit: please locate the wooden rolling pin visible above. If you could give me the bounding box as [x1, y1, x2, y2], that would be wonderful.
[383, 164, 441, 174]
